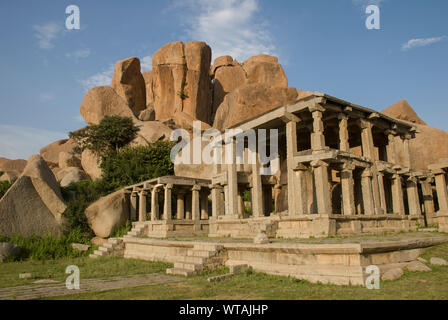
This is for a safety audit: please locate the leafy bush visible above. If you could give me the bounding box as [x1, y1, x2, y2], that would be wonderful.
[0, 229, 92, 261]
[111, 220, 131, 238]
[69, 116, 139, 156]
[0, 180, 13, 199]
[61, 180, 109, 236]
[100, 141, 175, 191]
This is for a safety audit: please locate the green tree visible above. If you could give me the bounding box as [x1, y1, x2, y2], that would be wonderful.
[0, 180, 13, 199]
[69, 116, 140, 156]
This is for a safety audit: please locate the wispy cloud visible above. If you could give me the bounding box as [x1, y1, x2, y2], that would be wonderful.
[401, 36, 446, 51]
[66, 48, 91, 59]
[141, 55, 152, 72]
[0, 125, 67, 159]
[182, 0, 276, 61]
[33, 22, 62, 49]
[79, 65, 114, 91]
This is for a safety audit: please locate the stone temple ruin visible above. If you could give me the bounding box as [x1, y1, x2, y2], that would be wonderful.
[91, 92, 448, 285]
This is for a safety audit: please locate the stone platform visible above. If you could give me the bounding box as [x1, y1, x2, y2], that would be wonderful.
[119, 233, 448, 286]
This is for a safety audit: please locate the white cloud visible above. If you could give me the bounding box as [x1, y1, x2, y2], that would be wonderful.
[66, 48, 91, 59]
[79, 65, 114, 91]
[183, 0, 276, 61]
[0, 125, 67, 160]
[401, 36, 446, 51]
[141, 55, 152, 72]
[33, 22, 62, 49]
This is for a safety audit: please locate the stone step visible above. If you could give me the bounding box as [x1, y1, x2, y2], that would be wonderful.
[193, 244, 224, 251]
[187, 249, 215, 258]
[176, 256, 206, 264]
[174, 262, 203, 272]
[108, 238, 123, 245]
[166, 268, 195, 277]
[102, 243, 114, 249]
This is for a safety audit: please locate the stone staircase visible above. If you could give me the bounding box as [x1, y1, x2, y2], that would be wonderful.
[89, 238, 124, 258]
[166, 243, 225, 277]
[90, 223, 147, 258]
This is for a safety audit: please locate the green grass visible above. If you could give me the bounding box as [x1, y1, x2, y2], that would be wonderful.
[47, 241, 448, 300]
[0, 256, 171, 288]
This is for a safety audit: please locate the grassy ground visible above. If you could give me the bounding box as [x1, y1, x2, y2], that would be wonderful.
[45, 241, 448, 300]
[0, 256, 171, 288]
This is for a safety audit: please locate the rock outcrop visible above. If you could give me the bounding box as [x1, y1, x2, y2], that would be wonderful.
[85, 189, 128, 238]
[213, 83, 298, 130]
[58, 151, 81, 169]
[0, 155, 66, 237]
[152, 41, 212, 124]
[40, 139, 77, 166]
[0, 158, 27, 179]
[131, 120, 173, 146]
[56, 167, 88, 187]
[112, 57, 146, 113]
[382, 101, 448, 170]
[81, 149, 102, 180]
[80, 86, 136, 125]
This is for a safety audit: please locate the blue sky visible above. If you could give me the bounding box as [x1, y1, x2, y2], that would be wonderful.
[0, 0, 447, 159]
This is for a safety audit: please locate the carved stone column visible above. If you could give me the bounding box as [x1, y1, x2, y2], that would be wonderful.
[338, 113, 349, 152]
[163, 184, 173, 221]
[286, 119, 299, 216]
[151, 187, 159, 221]
[361, 168, 375, 215]
[130, 191, 138, 221]
[211, 184, 223, 219]
[227, 138, 239, 217]
[311, 160, 331, 215]
[176, 192, 185, 220]
[341, 162, 356, 216]
[391, 173, 405, 215]
[192, 185, 201, 221]
[420, 177, 435, 215]
[385, 130, 397, 163]
[310, 105, 326, 151]
[294, 164, 309, 215]
[406, 177, 421, 216]
[138, 190, 147, 222]
[201, 190, 210, 220]
[251, 152, 264, 218]
[434, 171, 448, 212]
[377, 171, 387, 214]
[403, 134, 412, 168]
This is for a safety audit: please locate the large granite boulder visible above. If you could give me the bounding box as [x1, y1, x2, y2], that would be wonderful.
[213, 83, 298, 130]
[0, 158, 27, 178]
[142, 71, 155, 108]
[381, 101, 448, 170]
[80, 86, 136, 125]
[81, 149, 102, 180]
[112, 57, 146, 113]
[56, 167, 88, 187]
[0, 155, 66, 237]
[131, 120, 173, 146]
[40, 139, 77, 166]
[85, 189, 128, 238]
[58, 151, 81, 169]
[152, 41, 212, 124]
[242, 54, 288, 88]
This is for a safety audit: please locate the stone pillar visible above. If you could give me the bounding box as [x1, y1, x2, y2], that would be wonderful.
[176, 192, 185, 220]
[237, 186, 245, 217]
[138, 190, 147, 222]
[434, 171, 448, 212]
[223, 185, 229, 216]
[377, 172, 387, 214]
[163, 184, 173, 221]
[386, 130, 397, 163]
[151, 188, 159, 221]
[211, 185, 223, 218]
[251, 153, 264, 218]
[310, 105, 326, 151]
[294, 164, 309, 215]
[361, 168, 375, 215]
[406, 177, 421, 216]
[420, 178, 435, 215]
[201, 190, 209, 220]
[130, 191, 138, 221]
[311, 160, 331, 215]
[227, 138, 239, 217]
[286, 120, 299, 216]
[403, 134, 412, 168]
[361, 119, 382, 215]
[192, 185, 201, 221]
[341, 162, 356, 216]
[391, 173, 405, 215]
[338, 113, 349, 152]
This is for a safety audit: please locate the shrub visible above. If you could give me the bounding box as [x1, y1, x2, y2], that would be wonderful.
[69, 116, 139, 156]
[0, 180, 13, 199]
[0, 229, 92, 261]
[111, 220, 131, 238]
[100, 141, 175, 191]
